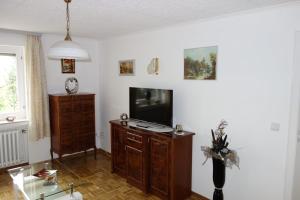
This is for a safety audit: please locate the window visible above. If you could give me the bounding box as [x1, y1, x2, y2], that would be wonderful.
[0, 46, 26, 121]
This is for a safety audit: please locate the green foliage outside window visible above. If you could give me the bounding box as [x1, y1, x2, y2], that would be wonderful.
[0, 55, 18, 114]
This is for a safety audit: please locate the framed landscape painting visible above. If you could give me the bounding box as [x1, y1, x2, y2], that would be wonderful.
[119, 59, 135, 76]
[184, 46, 217, 80]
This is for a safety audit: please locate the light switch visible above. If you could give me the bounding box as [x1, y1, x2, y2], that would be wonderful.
[271, 122, 280, 131]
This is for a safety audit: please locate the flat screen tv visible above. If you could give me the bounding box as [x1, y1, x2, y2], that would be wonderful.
[130, 87, 173, 127]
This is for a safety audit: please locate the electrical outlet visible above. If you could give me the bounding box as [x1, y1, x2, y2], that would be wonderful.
[270, 122, 280, 131]
[99, 131, 105, 138]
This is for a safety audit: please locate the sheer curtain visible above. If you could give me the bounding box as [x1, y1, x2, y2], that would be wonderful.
[25, 35, 50, 140]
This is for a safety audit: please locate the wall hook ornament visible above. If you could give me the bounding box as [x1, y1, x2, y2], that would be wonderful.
[147, 57, 159, 75]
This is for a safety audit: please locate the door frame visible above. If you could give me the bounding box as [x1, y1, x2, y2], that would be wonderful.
[284, 31, 300, 200]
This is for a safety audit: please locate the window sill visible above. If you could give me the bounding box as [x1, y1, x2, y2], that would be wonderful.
[0, 119, 28, 125]
[0, 119, 29, 131]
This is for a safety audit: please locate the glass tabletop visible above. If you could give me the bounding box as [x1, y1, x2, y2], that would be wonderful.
[8, 162, 86, 200]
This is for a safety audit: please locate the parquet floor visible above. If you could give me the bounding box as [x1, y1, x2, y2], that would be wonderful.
[0, 152, 206, 200]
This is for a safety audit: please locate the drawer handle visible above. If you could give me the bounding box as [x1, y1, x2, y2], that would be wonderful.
[127, 132, 142, 139]
[127, 137, 142, 144]
[127, 132, 141, 138]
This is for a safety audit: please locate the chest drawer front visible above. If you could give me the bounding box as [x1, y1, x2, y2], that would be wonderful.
[127, 132, 142, 142]
[57, 96, 72, 102]
[73, 100, 94, 112]
[59, 102, 73, 113]
[73, 95, 94, 101]
[127, 131, 143, 150]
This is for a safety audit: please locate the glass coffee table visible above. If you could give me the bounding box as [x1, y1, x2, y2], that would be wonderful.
[8, 162, 86, 200]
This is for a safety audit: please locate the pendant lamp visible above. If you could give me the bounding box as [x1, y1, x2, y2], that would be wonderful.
[48, 0, 89, 60]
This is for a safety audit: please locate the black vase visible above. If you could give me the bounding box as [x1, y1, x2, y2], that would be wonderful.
[212, 158, 226, 200]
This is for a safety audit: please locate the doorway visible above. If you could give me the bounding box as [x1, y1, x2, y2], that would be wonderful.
[292, 31, 300, 200]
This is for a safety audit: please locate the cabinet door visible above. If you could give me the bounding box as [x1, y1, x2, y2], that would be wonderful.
[112, 127, 127, 176]
[126, 145, 143, 185]
[149, 137, 170, 197]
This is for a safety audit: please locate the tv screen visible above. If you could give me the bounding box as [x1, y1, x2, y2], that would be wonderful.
[130, 87, 173, 127]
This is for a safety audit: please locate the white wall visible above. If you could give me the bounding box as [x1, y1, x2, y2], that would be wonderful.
[0, 29, 26, 46]
[0, 30, 102, 163]
[100, 4, 300, 200]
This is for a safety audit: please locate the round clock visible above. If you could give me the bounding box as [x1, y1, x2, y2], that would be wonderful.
[120, 113, 128, 121]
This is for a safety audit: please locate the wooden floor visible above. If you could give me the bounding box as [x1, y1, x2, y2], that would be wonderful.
[0, 152, 207, 200]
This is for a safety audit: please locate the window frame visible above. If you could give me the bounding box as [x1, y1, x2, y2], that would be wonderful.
[0, 45, 26, 121]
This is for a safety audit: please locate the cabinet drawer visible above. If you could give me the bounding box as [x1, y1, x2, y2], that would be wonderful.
[75, 134, 94, 151]
[57, 96, 72, 102]
[73, 101, 94, 112]
[61, 135, 73, 153]
[127, 132, 143, 150]
[73, 95, 94, 101]
[59, 103, 73, 113]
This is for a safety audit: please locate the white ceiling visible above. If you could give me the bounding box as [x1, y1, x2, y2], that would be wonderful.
[0, 0, 297, 38]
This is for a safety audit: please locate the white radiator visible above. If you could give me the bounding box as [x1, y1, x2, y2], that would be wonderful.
[0, 127, 28, 168]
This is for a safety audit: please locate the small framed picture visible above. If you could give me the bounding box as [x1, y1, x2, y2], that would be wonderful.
[119, 59, 135, 76]
[61, 59, 75, 73]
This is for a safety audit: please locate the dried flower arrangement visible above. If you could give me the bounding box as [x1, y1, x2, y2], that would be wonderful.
[201, 120, 239, 168]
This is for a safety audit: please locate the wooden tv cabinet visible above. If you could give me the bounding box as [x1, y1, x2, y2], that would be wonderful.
[110, 120, 194, 200]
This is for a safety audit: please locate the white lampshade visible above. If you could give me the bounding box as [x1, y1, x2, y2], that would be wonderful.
[48, 40, 89, 60]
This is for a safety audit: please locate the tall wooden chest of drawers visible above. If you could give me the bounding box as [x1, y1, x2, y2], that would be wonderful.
[49, 93, 96, 160]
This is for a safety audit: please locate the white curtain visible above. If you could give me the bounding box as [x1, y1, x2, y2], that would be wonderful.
[25, 35, 50, 141]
